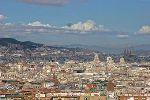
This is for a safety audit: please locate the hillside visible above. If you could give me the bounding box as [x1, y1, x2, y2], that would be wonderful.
[0, 38, 43, 49]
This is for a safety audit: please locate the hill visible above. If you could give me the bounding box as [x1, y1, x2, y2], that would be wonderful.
[0, 38, 43, 49]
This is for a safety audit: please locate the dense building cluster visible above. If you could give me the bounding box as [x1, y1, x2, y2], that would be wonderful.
[0, 45, 150, 100]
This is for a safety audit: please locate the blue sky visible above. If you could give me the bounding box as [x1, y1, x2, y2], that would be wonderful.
[0, 0, 150, 48]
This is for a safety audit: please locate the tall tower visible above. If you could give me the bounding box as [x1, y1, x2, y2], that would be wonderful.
[124, 48, 135, 57]
[93, 53, 100, 64]
[107, 56, 114, 65]
[119, 57, 125, 65]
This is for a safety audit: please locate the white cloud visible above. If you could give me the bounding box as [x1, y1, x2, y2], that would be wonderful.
[117, 34, 129, 38]
[0, 15, 7, 22]
[28, 21, 52, 27]
[18, 0, 67, 6]
[62, 20, 109, 32]
[63, 20, 97, 31]
[138, 25, 150, 34]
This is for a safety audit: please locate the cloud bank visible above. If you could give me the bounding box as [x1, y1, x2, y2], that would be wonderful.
[0, 20, 111, 36]
[0, 19, 131, 41]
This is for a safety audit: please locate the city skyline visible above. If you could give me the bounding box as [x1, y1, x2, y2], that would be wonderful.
[1, 1, 150, 99]
[0, 0, 150, 48]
